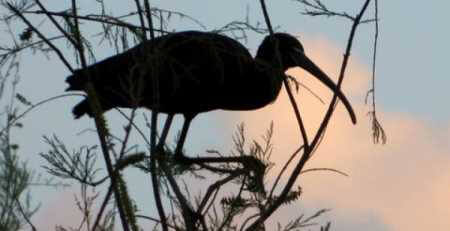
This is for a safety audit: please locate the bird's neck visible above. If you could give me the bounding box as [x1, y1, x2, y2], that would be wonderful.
[252, 58, 285, 106]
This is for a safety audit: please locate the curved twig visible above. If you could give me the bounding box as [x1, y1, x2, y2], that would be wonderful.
[246, 1, 372, 230]
[300, 167, 348, 177]
[6, 3, 73, 72]
[0, 93, 84, 135]
[268, 146, 303, 200]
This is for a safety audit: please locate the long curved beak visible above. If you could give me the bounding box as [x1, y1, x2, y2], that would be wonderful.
[296, 52, 357, 124]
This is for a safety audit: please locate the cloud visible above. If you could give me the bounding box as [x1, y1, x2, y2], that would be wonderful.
[231, 37, 450, 230]
[31, 36, 450, 231]
[33, 189, 84, 230]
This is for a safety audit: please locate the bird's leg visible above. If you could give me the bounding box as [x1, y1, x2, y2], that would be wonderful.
[174, 115, 193, 160]
[156, 114, 174, 151]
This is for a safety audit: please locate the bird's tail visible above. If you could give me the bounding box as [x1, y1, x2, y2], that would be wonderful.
[72, 99, 93, 119]
[66, 70, 88, 91]
[66, 70, 95, 119]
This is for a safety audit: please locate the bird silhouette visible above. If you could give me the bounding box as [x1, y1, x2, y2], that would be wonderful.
[66, 31, 356, 158]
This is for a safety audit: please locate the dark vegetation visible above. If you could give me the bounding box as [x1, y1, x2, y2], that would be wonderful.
[0, 0, 383, 230]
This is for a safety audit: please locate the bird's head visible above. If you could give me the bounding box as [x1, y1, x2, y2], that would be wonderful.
[257, 33, 357, 124]
[257, 33, 305, 70]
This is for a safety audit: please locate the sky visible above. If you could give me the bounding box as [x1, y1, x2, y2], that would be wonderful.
[1, 1, 450, 230]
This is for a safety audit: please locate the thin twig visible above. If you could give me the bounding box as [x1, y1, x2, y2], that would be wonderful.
[246, 1, 372, 230]
[71, 0, 129, 229]
[259, 0, 311, 149]
[268, 146, 303, 200]
[6, 3, 73, 72]
[114, 108, 151, 147]
[135, 215, 178, 230]
[23, 10, 167, 33]
[159, 159, 196, 230]
[143, 1, 155, 40]
[14, 198, 37, 231]
[133, 0, 147, 40]
[300, 167, 348, 177]
[0, 93, 84, 135]
[310, 0, 371, 149]
[118, 109, 137, 159]
[34, 0, 77, 46]
[283, 78, 310, 148]
[287, 75, 325, 104]
[92, 184, 113, 231]
[197, 172, 241, 214]
[367, 0, 386, 144]
[0, 35, 65, 58]
[259, 0, 273, 34]
[138, 1, 169, 230]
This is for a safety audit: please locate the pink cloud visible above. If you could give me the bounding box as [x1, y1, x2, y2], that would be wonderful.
[230, 37, 450, 230]
[33, 189, 84, 230]
[31, 36, 450, 231]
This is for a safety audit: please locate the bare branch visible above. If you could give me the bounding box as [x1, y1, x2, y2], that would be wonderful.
[6, 3, 74, 72]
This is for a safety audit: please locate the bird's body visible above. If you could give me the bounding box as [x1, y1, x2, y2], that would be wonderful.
[67, 31, 356, 157]
[67, 31, 284, 118]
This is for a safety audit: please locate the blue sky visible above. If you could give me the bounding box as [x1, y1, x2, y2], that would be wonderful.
[2, 1, 450, 230]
